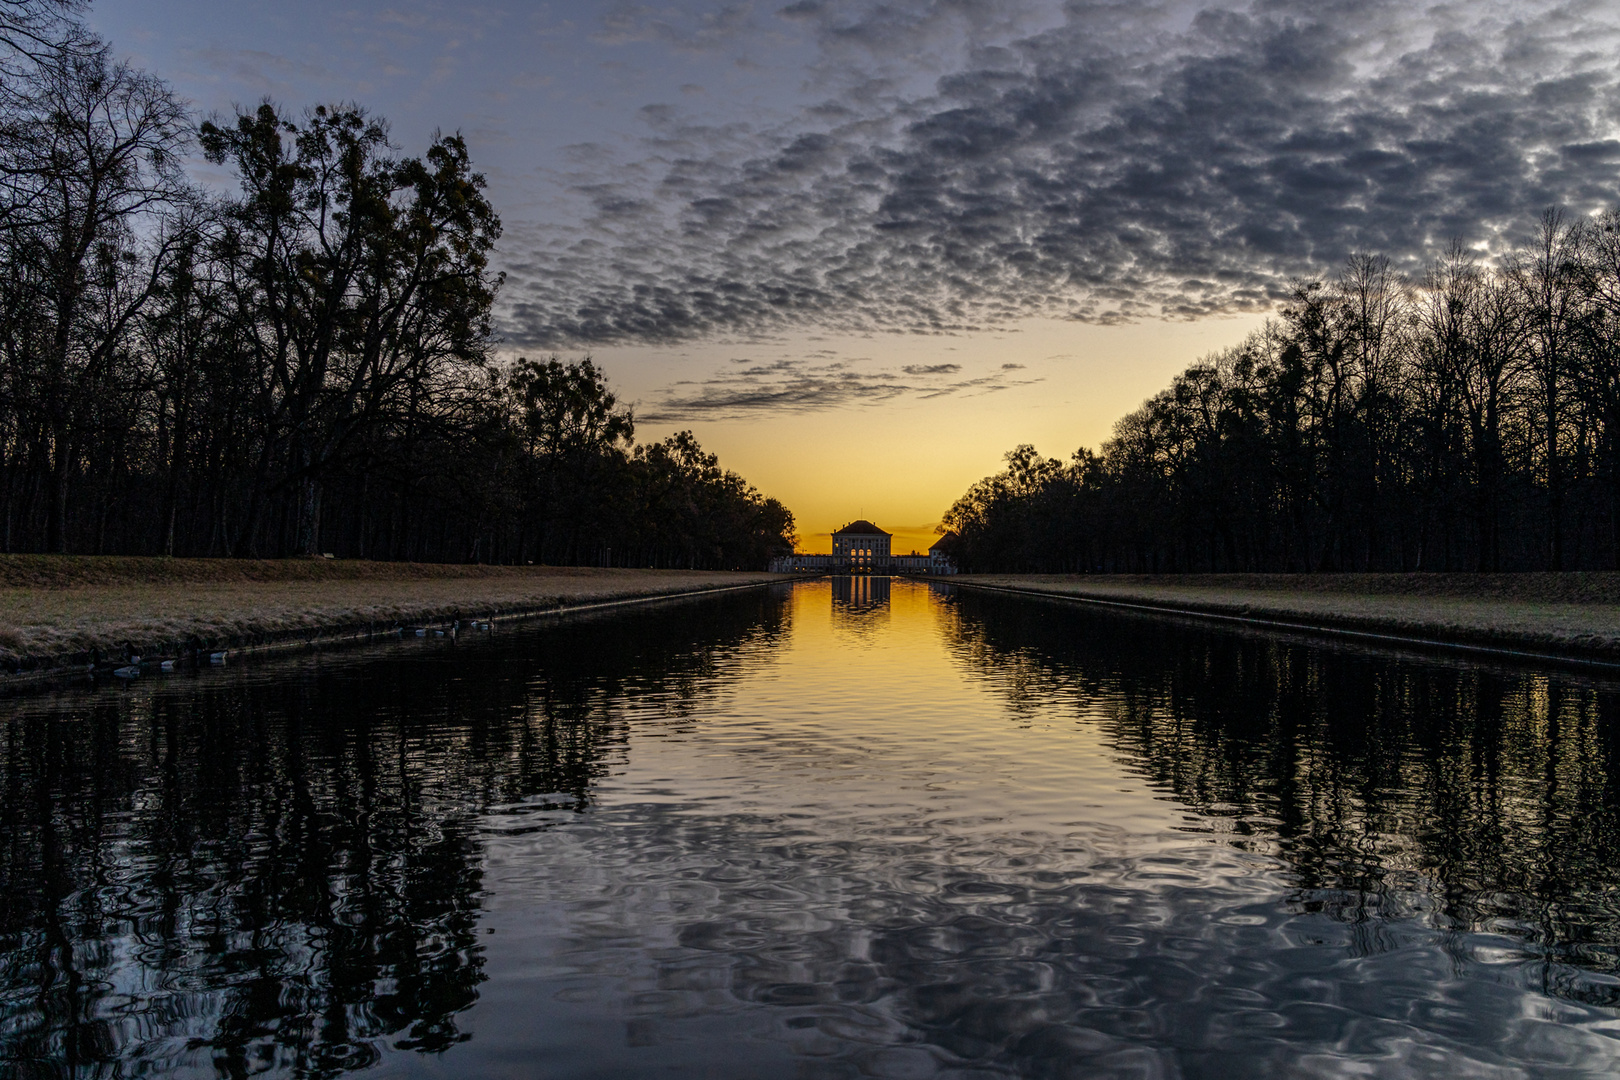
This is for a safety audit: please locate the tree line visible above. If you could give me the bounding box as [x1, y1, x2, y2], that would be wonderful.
[0, 1, 795, 568]
[945, 211, 1620, 573]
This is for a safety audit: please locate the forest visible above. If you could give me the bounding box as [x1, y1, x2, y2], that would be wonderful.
[0, 1, 795, 569]
[945, 214, 1620, 574]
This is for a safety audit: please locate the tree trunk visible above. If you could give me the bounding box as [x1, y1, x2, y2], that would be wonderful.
[45, 427, 70, 554]
[295, 474, 323, 556]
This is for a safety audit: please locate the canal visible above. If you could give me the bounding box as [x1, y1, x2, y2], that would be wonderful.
[3, 577, 1620, 1076]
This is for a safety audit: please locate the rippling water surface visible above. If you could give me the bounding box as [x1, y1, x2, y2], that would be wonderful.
[5, 577, 1620, 1077]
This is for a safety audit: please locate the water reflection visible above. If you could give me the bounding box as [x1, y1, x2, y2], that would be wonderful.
[830, 575, 891, 611]
[944, 590, 1620, 992]
[465, 581, 1620, 1077]
[5, 579, 1620, 1077]
[0, 590, 788, 1075]
[830, 575, 892, 641]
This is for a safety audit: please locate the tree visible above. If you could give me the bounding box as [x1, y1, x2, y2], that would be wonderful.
[506, 356, 634, 562]
[1512, 209, 1586, 569]
[1577, 210, 1620, 567]
[0, 17, 791, 567]
[0, 0, 84, 79]
[200, 102, 501, 555]
[945, 228, 1620, 575]
[0, 42, 191, 550]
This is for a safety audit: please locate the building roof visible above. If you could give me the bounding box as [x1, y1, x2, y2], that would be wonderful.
[929, 532, 959, 553]
[833, 519, 890, 536]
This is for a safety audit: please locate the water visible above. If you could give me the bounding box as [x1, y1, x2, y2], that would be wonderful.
[4, 577, 1620, 1078]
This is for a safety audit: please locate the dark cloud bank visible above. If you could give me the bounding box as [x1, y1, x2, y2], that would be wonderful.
[643, 354, 1038, 421]
[503, 0, 1620, 350]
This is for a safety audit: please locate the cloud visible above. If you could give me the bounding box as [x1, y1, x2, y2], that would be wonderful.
[642, 355, 1040, 420]
[501, 0, 1620, 348]
[181, 46, 332, 97]
[592, 3, 768, 52]
[180, 4, 508, 109]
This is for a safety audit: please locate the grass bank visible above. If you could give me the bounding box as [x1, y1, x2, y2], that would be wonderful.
[954, 572, 1620, 665]
[0, 557, 785, 680]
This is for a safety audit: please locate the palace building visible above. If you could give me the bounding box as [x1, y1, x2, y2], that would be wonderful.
[832, 519, 890, 568]
[769, 521, 958, 574]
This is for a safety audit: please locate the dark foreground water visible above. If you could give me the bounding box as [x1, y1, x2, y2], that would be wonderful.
[4, 579, 1620, 1078]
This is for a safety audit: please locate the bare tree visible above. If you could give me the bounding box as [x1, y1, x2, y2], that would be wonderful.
[0, 0, 86, 84]
[1511, 209, 1587, 569]
[0, 43, 192, 549]
[1577, 210, 1620, 568]
[1336, 253, 1410, 567]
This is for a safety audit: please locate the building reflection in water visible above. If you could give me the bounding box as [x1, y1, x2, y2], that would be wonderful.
[831, 574, 891, 609]
[830, 575, 891, 641]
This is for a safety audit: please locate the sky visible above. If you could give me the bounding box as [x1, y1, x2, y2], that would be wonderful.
[90, 0, 1620, 553]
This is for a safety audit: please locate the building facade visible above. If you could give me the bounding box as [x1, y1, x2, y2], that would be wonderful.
[831, 520, 890, 568]
[769, 521, 958, 574]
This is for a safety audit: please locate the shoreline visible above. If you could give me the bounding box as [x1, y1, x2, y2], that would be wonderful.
[0, 559, 787, 691]
[14, 562, 1620, 690]
[949, 572, 1620, 669]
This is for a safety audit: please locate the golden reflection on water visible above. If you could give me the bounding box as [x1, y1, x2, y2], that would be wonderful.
[829, 574, 893, 643]
[533, 576, 1230, 888]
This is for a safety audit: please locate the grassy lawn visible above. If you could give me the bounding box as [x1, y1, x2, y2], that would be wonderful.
[957, 572, 1620, 660]
[0, 557, 781, 669]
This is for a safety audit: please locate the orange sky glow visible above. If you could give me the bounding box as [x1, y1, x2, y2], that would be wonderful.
[589, 312, 1270, 554]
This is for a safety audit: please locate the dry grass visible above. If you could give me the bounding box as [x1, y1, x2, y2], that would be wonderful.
[0, 553, 674, 589]
[0, 557, 782, 671]
[959, 572, 1620, 660]
[1039, 571, 1620, 604]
